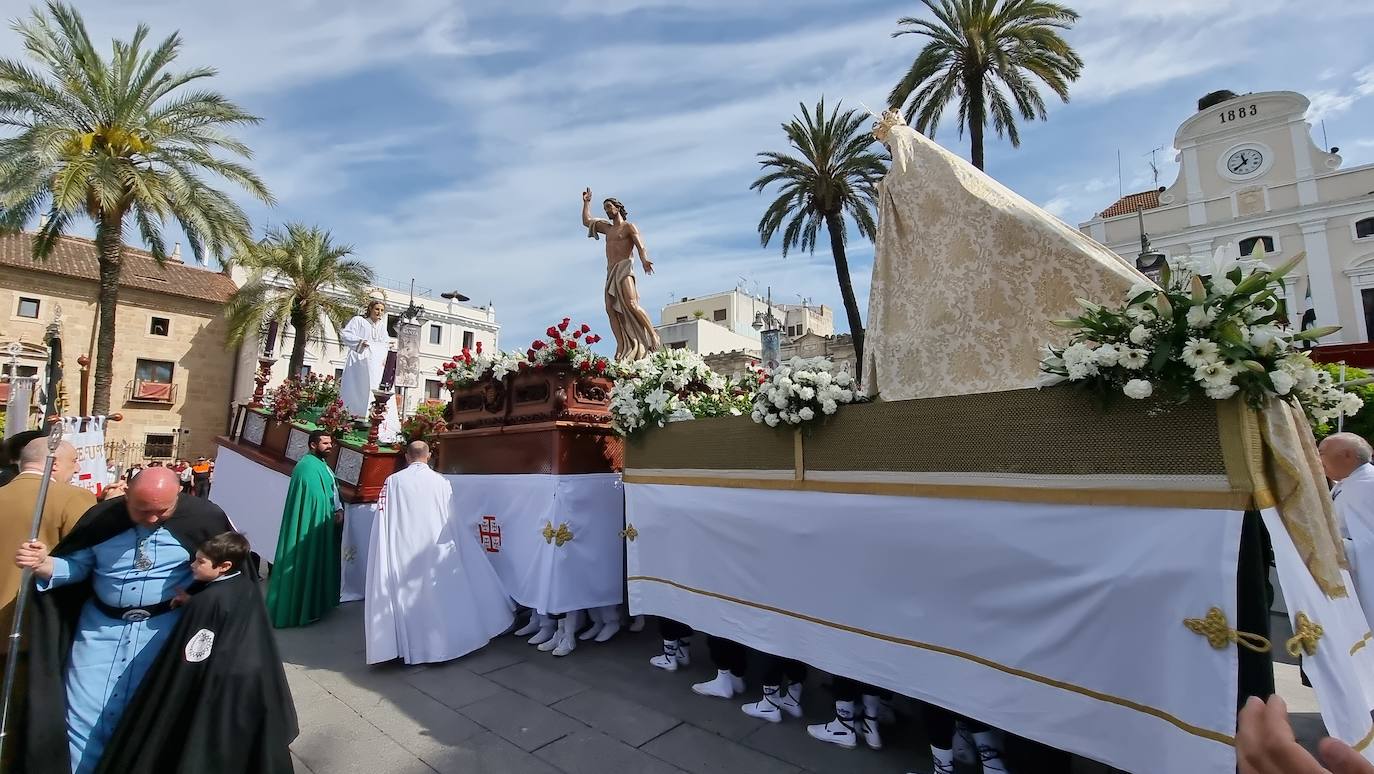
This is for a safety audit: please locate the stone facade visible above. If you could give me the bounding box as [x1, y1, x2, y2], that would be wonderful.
[1080, 90, 1374, 342]
[703, 332, 856, 379]
[0, 233, 237, 461]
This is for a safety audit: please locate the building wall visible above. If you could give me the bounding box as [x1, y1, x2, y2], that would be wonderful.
[655, 319, 762, 355]
[660, 290, 833, 340]
[1, 269, 233, 460]
[1081, 90, 1374, 344]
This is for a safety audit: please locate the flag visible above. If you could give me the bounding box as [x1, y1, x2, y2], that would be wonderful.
[1300, 284, 1317, 351]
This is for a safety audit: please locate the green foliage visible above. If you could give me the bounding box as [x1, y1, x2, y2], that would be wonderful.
[887, 0, 1083, 169]
[225, 223, 375, 377]
[1313, 363, 1374, 441]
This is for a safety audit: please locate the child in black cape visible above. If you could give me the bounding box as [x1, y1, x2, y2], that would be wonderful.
[96, 531, 298, 774]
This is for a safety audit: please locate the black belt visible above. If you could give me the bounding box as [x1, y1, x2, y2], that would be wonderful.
[91, 597, 177, 623]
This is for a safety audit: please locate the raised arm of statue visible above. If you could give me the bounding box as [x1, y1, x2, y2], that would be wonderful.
[582, 187, 610, 237]
[630, 224, 653, 275]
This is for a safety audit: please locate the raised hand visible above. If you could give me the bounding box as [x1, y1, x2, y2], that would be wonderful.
[582, 187, 592, 203]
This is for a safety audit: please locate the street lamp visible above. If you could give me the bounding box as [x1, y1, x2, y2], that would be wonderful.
[751, 288, 781, 369]
[1135, 205, 1166, 283]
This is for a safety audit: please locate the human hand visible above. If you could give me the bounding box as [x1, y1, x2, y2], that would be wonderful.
[15, 540, 53, 579]
[1238, 695, 1374, 774]
[357, 341, 369, 352]
[100, 480, 127, 500]
[582, 187, 592, 203]
[334, 509, 345, 526]
[641, 258, 655, 275]
[170, 589, 192, 609]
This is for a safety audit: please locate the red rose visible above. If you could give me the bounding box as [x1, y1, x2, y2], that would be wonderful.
[566, 339, 578, 349]
[532, 341, 546, 351]
[595, 360, 607, 373]
[579, 361, 590, 371]
[518, 361, 528, 370]
[581, 323, 591, 334]
[572, 329, 582, 339]
[546, 326, 558, 337]
[527, 348, 536, 359]
[560, 318, 571, 331]
[475, 341, 483, 354]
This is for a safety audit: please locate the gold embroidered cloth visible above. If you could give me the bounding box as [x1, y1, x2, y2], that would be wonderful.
[863, 122, 1149, 401]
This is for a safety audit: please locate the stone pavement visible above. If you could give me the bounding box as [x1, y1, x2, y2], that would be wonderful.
[278, 603, 1323, 774]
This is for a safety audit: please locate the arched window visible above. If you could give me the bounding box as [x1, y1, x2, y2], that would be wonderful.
[1239, 236, 1276, 256]
[1356, 217, 1374, 240]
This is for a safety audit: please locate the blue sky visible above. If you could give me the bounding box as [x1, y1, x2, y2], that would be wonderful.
[5, 0, 1374, 350]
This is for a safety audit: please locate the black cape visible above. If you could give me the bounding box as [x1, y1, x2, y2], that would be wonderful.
[95, 572, 298, 774]
[22, 494, 236, 774]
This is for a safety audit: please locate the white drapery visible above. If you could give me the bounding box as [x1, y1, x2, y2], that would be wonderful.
[626, 482, 1245, 774]
[448, 473, 625, 615]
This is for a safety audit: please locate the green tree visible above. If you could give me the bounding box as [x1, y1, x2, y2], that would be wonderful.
[751, 98, 885, 381]
[0, 1, 272, 413]
[887, 0, 1083, 171]
[226, 224, 375, 379]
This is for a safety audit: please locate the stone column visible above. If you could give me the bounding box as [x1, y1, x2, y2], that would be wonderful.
[1299, 219, 1343, 342]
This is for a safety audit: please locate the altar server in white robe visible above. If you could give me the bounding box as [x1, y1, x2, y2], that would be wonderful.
[1320, 432, 1374, 630]
[366, 441, 514, 664]
[340, 299, 401, 443]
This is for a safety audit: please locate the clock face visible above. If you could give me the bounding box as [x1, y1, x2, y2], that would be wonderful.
[1227, 149, 1264, 176]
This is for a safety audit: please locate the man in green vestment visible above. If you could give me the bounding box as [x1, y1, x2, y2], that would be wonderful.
[266, 430, 344, 628]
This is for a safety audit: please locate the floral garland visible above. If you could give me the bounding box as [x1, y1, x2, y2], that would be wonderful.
[265, 378, 300, 422]
[316, 399, 358, 437]
[1039, 246, 1361, 427]
[751, 356, 857, 427]
[524, 318, 609, 374]
[609, 349, 752, 435]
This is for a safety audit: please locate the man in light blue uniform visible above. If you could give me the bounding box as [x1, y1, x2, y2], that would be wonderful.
[17, 468, 224, 774]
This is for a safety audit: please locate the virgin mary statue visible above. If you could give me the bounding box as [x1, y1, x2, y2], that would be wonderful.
[340, 298, 401, 443]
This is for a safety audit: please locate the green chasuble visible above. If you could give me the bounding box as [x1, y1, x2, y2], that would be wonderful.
[266, 453, 340, 628]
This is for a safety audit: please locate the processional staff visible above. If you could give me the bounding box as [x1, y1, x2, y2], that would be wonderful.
[0, 421, 64, 760]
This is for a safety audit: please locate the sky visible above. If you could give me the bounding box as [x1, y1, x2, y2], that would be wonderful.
[4, 0, 1374, 351]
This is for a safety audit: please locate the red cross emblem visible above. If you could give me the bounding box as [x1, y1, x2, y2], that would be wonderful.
[478, 515, 502, 553]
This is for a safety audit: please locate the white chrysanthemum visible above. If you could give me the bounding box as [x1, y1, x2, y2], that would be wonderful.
[815, 372, 833, 387]
[1129, 325, 1153, 345]
[1341, 393, 1365, 416]
[1118, 348, 1149, 370]
[1186, 305, 1218, 329]
[821, 399, 838, 415]
[1194, 362, 1236, 388]
[1205, 383, 1240, 400]
[1181, 338, 1220, 368]
[798, 386, 815, 401]
[764, 413, 780, 427]
[1123, 379, 1154, 399]
[1269, 371, 1296, 396]
[1094, 344, 1121, 367]
[799, 407, 815, 421]
[834, 371, 853, 388]
[838, 389, 853, 402]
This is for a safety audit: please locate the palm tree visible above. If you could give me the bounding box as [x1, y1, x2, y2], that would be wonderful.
[751, 98, 886, 380]
[0, 1, 273, 414]
[226, 224, 375, 379]
[887, 0, 1083, 171]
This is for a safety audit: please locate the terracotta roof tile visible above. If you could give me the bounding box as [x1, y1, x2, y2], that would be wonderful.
[0, 231, 237, 304]
[1096, 189, 1163, 219]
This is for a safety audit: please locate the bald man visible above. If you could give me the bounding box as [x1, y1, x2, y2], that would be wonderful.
[0, 438, 94, 770]
[14, 466, 235, 774]
[1320, 432, 1374, 630]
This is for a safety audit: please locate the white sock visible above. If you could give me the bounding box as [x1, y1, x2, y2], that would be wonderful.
[930, 746, 955, 773]
[861, 694, 881, 719]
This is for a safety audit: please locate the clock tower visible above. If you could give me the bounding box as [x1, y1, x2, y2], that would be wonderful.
[1082, 90, 1374, 346]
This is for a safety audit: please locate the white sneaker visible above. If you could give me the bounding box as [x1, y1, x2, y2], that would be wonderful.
[594, 606, 621, 642]
[528, 624, 556, 646]
[578, 609, 605, 641]
[692, 670, 740, 699]
[552, 628, 576, 657]
[776, 683, 803, 719]
[857, 716, 883, 750]
[513, 614, 542, 637]
[649, 640, 683, 671]
[806, 701, 857, 749]
[741, 686, 783, 722]
[537, 627, 562, 652]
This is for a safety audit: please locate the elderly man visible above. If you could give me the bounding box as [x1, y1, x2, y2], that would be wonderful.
[1319, 432, 1374, 629]
[366, 441, 513, 664]
[15, 467, 234, 774]
[0, 436, 94, 770]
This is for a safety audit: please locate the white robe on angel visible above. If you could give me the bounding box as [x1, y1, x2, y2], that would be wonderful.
[1335, 463, 1374, 632]
[365, 462, 514, 665]
[340, 315, 401, 443]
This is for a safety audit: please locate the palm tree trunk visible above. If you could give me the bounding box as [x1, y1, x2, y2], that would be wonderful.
[288, 310, 308, 379]
[967, 69, 986, 171]
[824, 212, 865, 384]
[91, 217, 125, 415]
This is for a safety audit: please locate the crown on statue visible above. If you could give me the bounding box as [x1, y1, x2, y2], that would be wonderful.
[366, 287, 388, 306]
[872, 109, 907, 143]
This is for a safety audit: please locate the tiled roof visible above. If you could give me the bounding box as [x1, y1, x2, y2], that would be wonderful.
[0, 231, 237, 304]
[1096, 189, 1163, 219]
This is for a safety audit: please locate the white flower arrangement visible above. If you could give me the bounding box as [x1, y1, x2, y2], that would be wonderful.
[750, 356, 857, 427]
[609, 349, 750, 435]
[1040, 245, 1360, 429]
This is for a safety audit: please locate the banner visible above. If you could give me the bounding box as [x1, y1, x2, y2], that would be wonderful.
[63, 415, 110, 496]
[627, 483, 1245, 774]
[3, 376, 35, 439]
[449, 473, 624, 615]
[394, 320, 421, 389]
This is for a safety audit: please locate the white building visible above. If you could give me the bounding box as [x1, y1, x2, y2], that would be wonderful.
[659, 289, 833, 341]
[230, 274, 500, 415]
[1079, 89, 1374, 342]
[655, 318, 761, 355]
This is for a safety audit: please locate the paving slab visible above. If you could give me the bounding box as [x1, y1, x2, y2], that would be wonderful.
[458, 686, 587, 751]
[405, 729, 564, 774]
[742, 718, 918, 774]
[642, 723, 803, 774]
[402, 660, 510, 710]
[551, 688, 683, 747]
[535, 730, 688, 774]
[487, 660, 591, 705]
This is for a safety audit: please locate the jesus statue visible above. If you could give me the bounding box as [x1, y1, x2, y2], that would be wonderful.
[582, 188, 661, 361]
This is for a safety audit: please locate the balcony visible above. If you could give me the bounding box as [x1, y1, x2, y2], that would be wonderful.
[126, 379, 177, 405]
